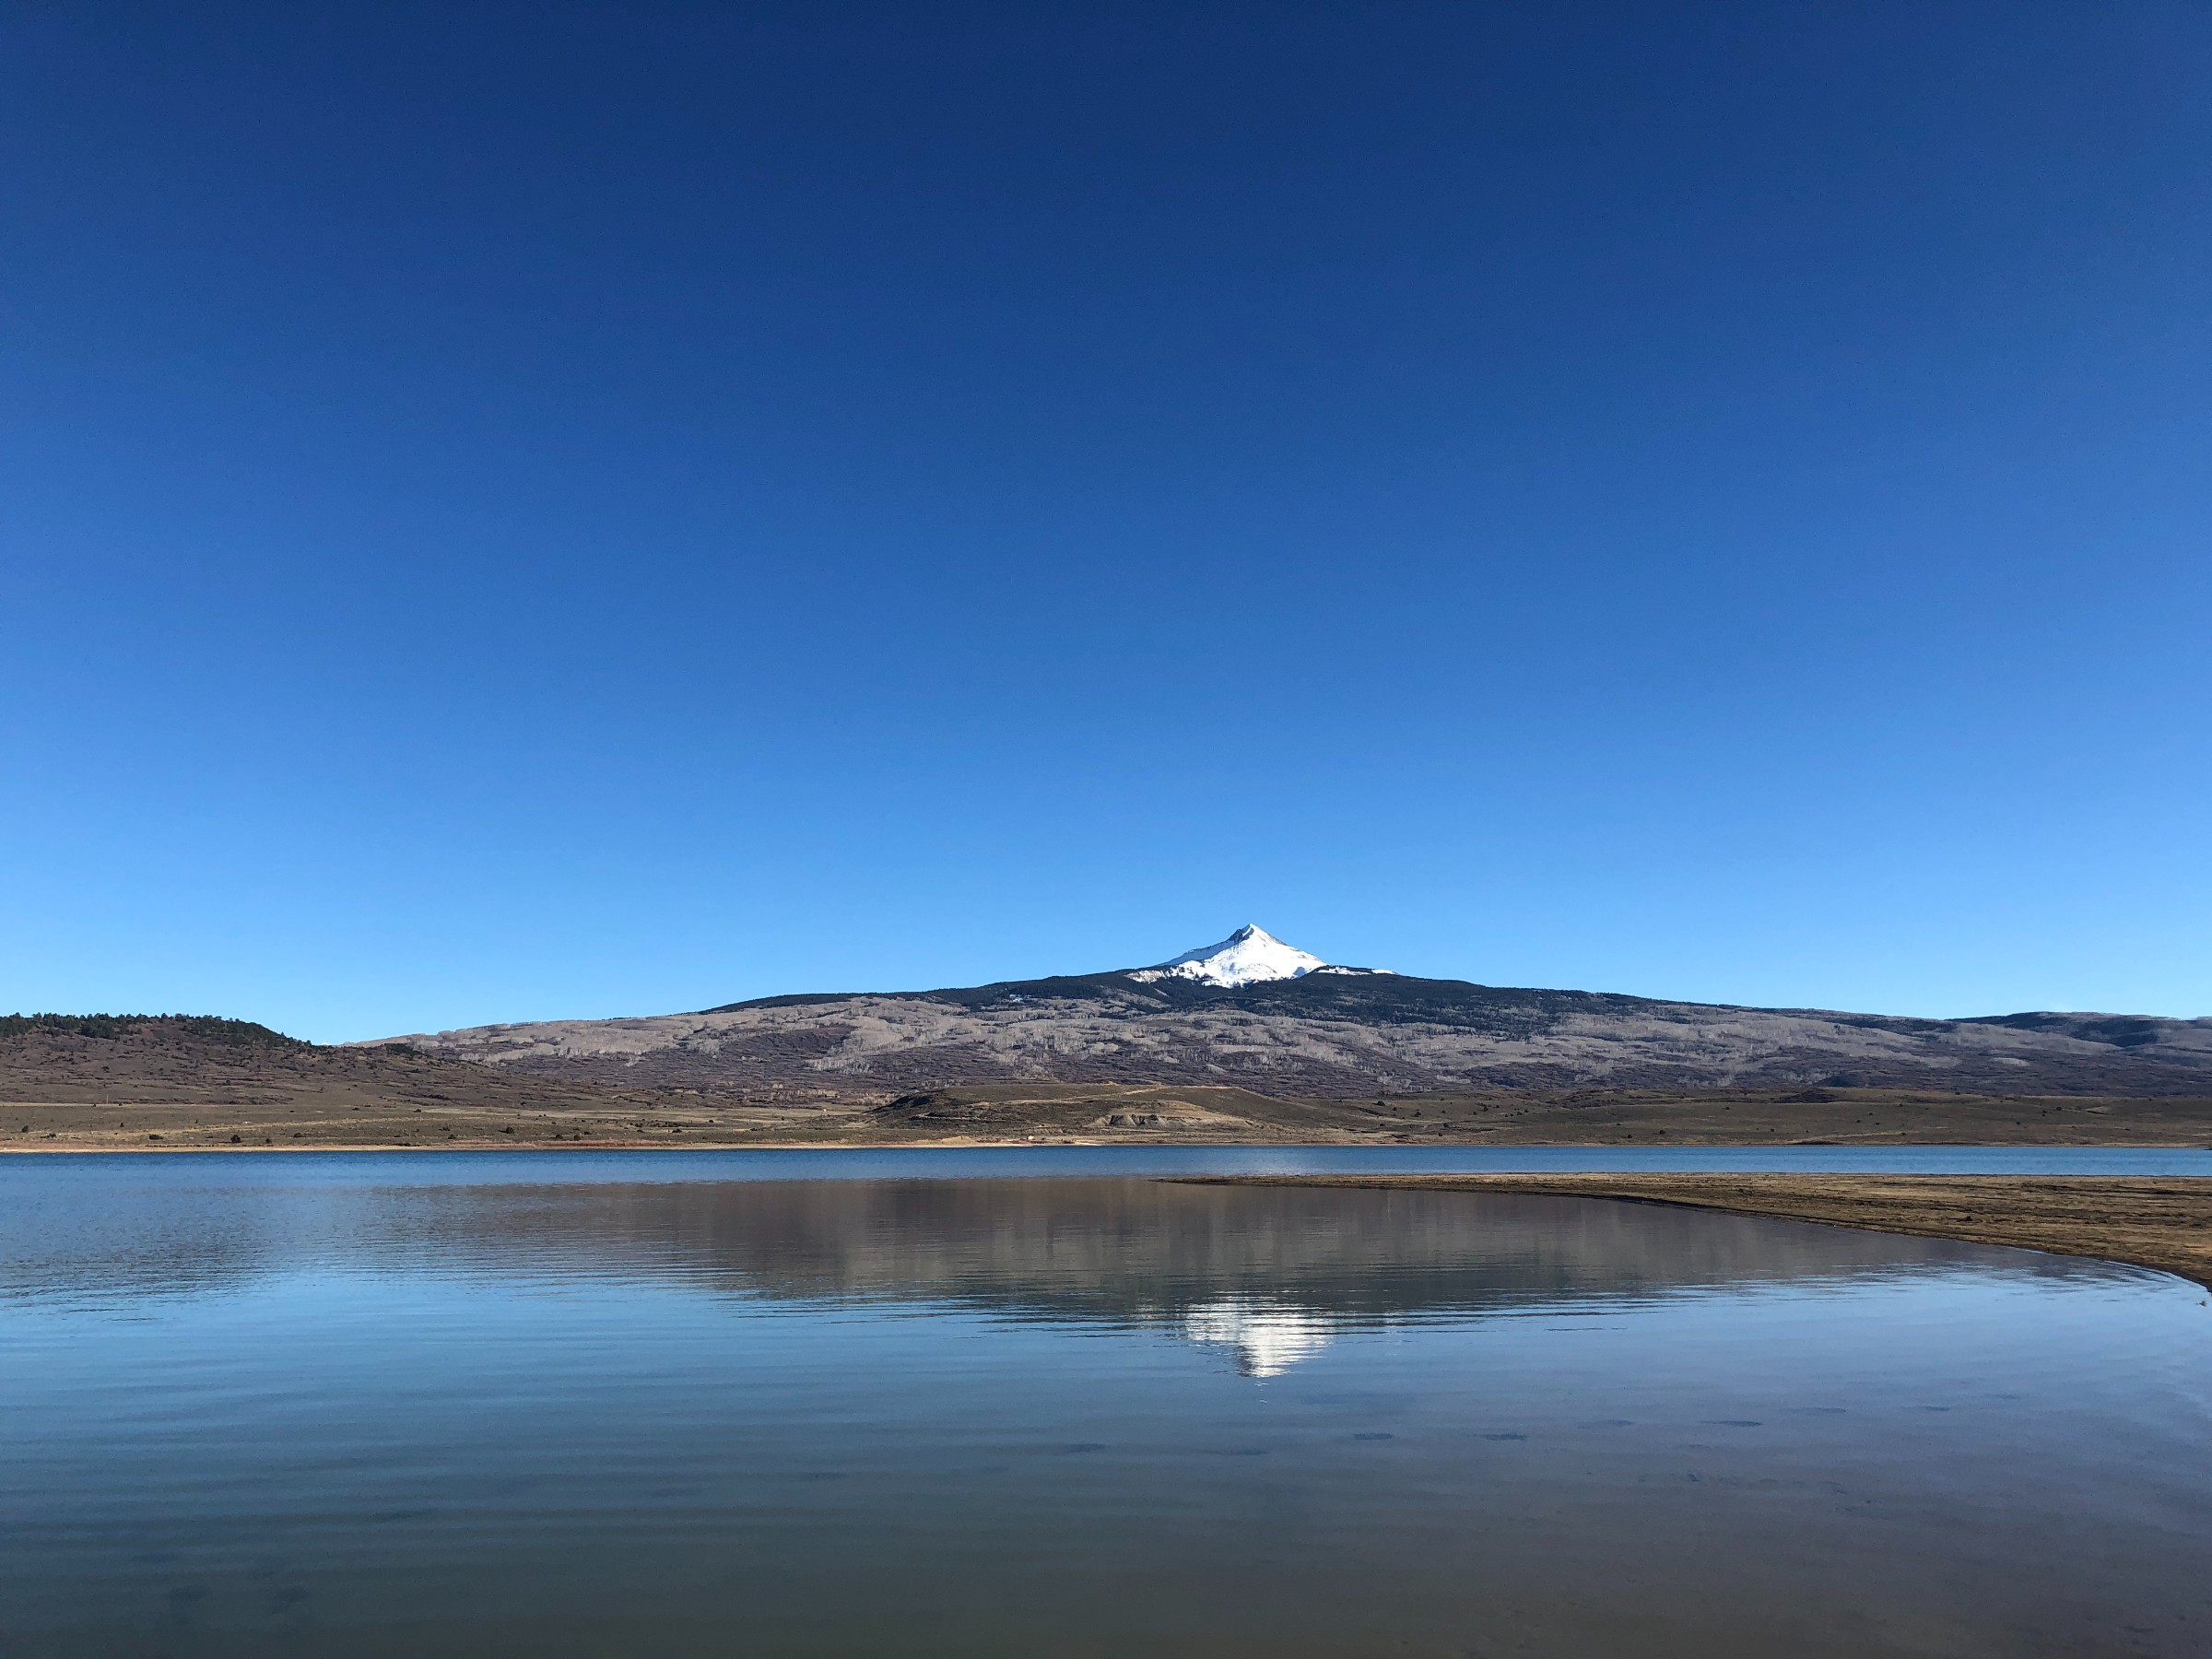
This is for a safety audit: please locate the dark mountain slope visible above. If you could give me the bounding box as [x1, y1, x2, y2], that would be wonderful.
[714, 970, 1665, 1035]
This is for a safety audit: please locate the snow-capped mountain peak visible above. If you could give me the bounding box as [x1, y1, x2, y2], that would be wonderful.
[1129, 925, 1331, 988]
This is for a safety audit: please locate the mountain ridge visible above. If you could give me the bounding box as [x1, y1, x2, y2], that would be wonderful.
[379, 930, 2212, 1100]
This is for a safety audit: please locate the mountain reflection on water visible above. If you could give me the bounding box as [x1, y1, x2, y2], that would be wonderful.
[2, 1175, 2090, 1375]
[1181, 1296, 1337, 1375]
[7, 1164, 2208, 1658]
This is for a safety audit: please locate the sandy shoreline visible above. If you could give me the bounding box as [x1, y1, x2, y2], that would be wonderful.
[1171, 1173, 2212, 1291]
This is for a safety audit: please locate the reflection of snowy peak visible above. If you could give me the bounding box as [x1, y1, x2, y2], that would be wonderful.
[1182, 1297, 1336, 1377]
[1128, 924, 1385, 989]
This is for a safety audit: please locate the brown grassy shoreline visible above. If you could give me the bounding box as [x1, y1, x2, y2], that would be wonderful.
[7, 1079, 2212, 1152]
[1171, 1173, 2212, 1291]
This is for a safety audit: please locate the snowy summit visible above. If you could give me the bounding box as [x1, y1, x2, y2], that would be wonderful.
[1128, 924, 1385, 989]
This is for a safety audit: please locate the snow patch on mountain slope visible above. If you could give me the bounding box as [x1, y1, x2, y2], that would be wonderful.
[1126, 924, 1388, 989]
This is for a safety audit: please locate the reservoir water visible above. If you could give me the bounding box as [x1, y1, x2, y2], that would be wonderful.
[6, 1152, 2209, 1655]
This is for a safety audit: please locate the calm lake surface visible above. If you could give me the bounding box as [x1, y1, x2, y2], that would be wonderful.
[6, 1153, 2209, 1656]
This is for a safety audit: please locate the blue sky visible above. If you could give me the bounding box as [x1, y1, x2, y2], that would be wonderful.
[4, 2, 2207, 1041]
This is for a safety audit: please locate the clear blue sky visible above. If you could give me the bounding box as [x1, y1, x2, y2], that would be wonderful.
[4, 2, 2206, 1041]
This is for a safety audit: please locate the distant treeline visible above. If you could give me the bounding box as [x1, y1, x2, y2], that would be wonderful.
[0, 1013, 304, 1047]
